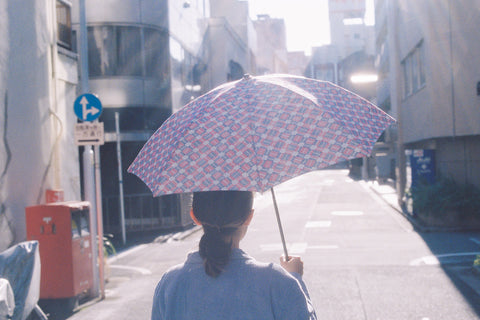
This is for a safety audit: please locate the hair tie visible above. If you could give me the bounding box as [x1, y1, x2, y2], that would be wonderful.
[202, 222, 222, 233]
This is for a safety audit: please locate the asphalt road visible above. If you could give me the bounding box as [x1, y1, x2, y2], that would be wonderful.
[65, 169, 480, 320]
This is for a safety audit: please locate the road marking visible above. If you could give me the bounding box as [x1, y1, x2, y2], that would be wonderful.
[260, 242, 308, 254]
[308, 245, 339, 249]
[260, 242, 338, 253]
[290, 242, 308, 254]
[319, 179, 335, 186]
[331, 210, 364, 216]
[470, 238, 480, 246]
[305, 221, 332, 228]
[109, 265, 152, 275]
[410, 252, 480, 266]
[108, 244, 148, 263]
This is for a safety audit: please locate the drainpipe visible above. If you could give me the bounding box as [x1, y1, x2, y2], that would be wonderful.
[49, 0, 63, 193]
[387, 0, 406, 206]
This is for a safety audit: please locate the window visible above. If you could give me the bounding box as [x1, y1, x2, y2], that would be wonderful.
[144, 28, 169, 78]
[402, 41, 426, 98]
[314, 64, 335, 83]
[170, 37, 198, 86]
[117, 27, 142, 76]
[88, 26, 116, 76]
[56, 0, 72, 50]
[88, 26, 168, 78]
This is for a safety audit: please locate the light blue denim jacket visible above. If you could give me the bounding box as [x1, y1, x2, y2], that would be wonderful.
[151, 249, 317, 320]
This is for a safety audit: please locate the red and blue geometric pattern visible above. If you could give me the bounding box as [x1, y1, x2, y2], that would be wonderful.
[128, 74, 395, 196]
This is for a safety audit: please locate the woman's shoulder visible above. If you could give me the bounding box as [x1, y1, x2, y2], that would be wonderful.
[242, 255, 297, 283]
[159, 252, 203, 280]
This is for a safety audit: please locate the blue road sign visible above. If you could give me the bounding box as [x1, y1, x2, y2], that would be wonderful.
[410, 149, 436, 188]
[74, 93, 103, 122]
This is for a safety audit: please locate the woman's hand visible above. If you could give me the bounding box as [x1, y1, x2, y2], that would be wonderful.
[280, 255, 304, 276]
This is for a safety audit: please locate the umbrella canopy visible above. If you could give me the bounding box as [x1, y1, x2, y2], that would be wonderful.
[128, 74, 395, 196]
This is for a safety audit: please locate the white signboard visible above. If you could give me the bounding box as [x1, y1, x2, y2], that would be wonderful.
[74, 122, 105, 146]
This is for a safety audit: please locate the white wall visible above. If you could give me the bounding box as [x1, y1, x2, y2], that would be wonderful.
[206, 18, 249, 88]
[0, 0, 80, 250]
[0, 0, 14, 251]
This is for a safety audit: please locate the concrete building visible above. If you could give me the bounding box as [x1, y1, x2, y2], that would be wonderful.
[307, 45, 341, 82]
[306, 0, 384, 181]
[69, 0, 258, 237]
[287, 51, 310, 76]
[71, 0, 211, 235]
[0, 0, 301, 249]
[207, 0, 257, 86]
[0, 0, 81, 251]
[306, 0, 374, 83]
[253, 15, 289, 74]
[329, 0, 375, 57]
[375, 0, 480, 198]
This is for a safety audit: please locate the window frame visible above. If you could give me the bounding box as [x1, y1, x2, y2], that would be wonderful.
[56, 0, 73, 50]
[402, 40, 426, 98]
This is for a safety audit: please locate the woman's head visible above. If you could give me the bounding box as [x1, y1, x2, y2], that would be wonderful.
[192, 190, 254, 277]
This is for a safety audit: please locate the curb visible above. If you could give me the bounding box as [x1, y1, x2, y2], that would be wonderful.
[366, 181, 458, 233]
[446, 264, 480, 299]
[154, 225, 202, 243]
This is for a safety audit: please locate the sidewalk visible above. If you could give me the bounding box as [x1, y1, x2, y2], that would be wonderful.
[366, 179, 421, 228]
[366, 179, 478, 232]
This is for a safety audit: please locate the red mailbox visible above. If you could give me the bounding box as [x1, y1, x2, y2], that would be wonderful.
[25, 201, 94, 299]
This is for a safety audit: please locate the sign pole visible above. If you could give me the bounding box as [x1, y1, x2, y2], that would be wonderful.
[94, 142, 105, 299]
[78, 0, 104, 299]
[82, 146, 99, 297]
[115, 112, 126, 245]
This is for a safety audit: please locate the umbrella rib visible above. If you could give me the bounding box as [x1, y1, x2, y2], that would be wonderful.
[240, 80, 267, 192]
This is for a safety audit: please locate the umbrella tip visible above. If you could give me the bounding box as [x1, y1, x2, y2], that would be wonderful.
[243, 74, 252, 80]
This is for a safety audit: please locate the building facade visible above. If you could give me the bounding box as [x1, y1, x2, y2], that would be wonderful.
[71, 0, 211, 235]
[375, 0, 480, 198]
[207, 0, 256, 87]
[307, 0, 375, 84]
[253, 15, 288, 74]
[329, 0, 375, 58]
[0, 0, 81, 251]
[70, 0, 259, 236]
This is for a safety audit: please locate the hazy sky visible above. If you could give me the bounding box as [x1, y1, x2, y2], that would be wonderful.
[248, 0, 375, 55]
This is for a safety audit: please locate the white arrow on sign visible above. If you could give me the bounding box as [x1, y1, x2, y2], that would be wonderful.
[80, 96, 101, 121]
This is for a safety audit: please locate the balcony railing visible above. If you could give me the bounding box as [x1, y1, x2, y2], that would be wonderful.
[102, 193, 186, 234]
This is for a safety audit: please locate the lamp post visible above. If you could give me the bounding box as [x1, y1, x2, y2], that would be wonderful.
[350, 72, 378, 180]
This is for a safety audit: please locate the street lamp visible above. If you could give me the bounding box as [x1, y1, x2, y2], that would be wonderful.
[349, 72, 378, 181]
[350, 73, 378, 84]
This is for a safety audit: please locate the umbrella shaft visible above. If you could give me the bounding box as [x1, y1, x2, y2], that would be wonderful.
[270, 188, 289, 260]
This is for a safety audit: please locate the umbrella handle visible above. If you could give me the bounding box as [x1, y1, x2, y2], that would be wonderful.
[270, 187, 289, 260]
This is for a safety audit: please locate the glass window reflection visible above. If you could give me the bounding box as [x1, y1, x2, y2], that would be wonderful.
[88, 26, 166, 78]
[117, 27, 142, 76]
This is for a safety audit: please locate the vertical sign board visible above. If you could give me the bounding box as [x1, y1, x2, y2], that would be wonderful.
[410, 149, 435, 188]
[73, 93, 104, 146]
[74, 122, 105, 146]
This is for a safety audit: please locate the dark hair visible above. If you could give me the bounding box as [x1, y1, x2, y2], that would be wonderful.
[192, 190, 253, 277]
